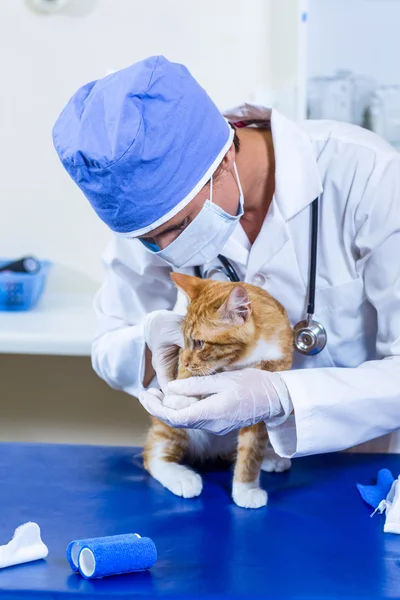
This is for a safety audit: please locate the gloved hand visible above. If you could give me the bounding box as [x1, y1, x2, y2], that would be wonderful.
[139, 368, 293, 435]
[143, 309, 184, 393]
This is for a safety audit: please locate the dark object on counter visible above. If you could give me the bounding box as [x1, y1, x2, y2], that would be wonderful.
[0, 256, 41, 274]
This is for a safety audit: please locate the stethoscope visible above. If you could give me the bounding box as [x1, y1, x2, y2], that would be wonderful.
[194, 198, 327, 356]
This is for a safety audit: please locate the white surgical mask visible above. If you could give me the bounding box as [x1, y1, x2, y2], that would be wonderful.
[140, 163, 244, 268]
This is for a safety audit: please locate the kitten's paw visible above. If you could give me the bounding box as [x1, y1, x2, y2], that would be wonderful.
[154, 463, 202, 498]
[163, 394, 198, 410]
[261, 449, 291, 473]
[232, 483, 268, 509]
[167, 469, 203, 498]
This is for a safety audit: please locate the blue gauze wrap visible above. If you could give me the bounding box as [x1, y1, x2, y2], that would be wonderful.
[66, 533, 140, 573]
[356, 468, 395, 509]
[52, 55, 232, 237]
[77, 535, 157, 579]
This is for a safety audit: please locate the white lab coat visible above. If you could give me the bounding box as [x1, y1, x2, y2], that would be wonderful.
[92, 104, 400, 457]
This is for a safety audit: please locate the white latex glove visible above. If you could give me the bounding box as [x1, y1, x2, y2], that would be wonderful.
[143, 309, 184, 393]
[139, 368, 293, 435]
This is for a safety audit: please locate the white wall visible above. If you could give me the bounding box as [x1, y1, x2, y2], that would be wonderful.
[0, 0, 305, 447]
[0, 0, 277, 285]
[270, 0, 309, 120]
[308, 0, 400, 84]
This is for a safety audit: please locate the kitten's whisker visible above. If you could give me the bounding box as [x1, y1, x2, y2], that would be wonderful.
[202, 368, 214, 376]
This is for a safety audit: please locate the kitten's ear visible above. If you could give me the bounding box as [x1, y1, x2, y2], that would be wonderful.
[170, 272, 204, 301]
[219, 285, 252, 324]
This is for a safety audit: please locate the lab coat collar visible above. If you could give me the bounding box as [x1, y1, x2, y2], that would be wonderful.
[223, 103, 323, 221]
[219, 225, 250, 267]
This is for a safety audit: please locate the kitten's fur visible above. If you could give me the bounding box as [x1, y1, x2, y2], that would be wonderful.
[144, 273, 293, 509]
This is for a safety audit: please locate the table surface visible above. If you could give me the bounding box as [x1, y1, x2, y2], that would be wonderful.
[0, 293, 96, 356]
[0, 443, 399, 600]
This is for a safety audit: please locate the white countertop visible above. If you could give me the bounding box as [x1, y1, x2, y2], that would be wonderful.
[0, 292, 97, 356]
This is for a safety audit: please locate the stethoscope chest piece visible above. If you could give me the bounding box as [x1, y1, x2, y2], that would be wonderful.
[292, 196, 327, 356]
[293, 315, 327, 355]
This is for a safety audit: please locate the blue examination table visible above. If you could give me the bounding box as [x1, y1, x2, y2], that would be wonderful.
[0, 443, 399, 599]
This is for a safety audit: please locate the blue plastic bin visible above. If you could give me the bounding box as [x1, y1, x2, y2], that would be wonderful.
[0, 260, 51, 311]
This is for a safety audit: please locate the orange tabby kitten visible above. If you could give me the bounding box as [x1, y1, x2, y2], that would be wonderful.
[144, 273, 293, 509]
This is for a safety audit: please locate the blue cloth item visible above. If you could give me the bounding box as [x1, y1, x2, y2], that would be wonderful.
[52, 55, 233, 237]
[77, 535, 157, 579]
[66, 533, 140, 573]
[356, 468, 395, 509]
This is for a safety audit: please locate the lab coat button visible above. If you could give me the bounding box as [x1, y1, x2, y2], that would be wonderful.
[252, 273, 266, 286]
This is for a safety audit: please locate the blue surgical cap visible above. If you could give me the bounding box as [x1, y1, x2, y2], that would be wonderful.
[52, 55, 233, 236]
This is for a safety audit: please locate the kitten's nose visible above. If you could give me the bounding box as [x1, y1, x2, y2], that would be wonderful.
[183, 359, 189, 368]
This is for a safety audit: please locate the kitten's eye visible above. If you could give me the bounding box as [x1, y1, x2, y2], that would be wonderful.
[193, 339, 204, 350]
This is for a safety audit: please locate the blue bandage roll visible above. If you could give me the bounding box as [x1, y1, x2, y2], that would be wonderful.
[78, 534, 157, 579]
[66, 533, 141, 573]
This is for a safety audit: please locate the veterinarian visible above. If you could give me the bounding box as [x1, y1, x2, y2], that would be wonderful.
[53, 55, 400, 457]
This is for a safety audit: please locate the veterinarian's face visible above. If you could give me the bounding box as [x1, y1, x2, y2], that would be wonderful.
[139, 146, 239, 250]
